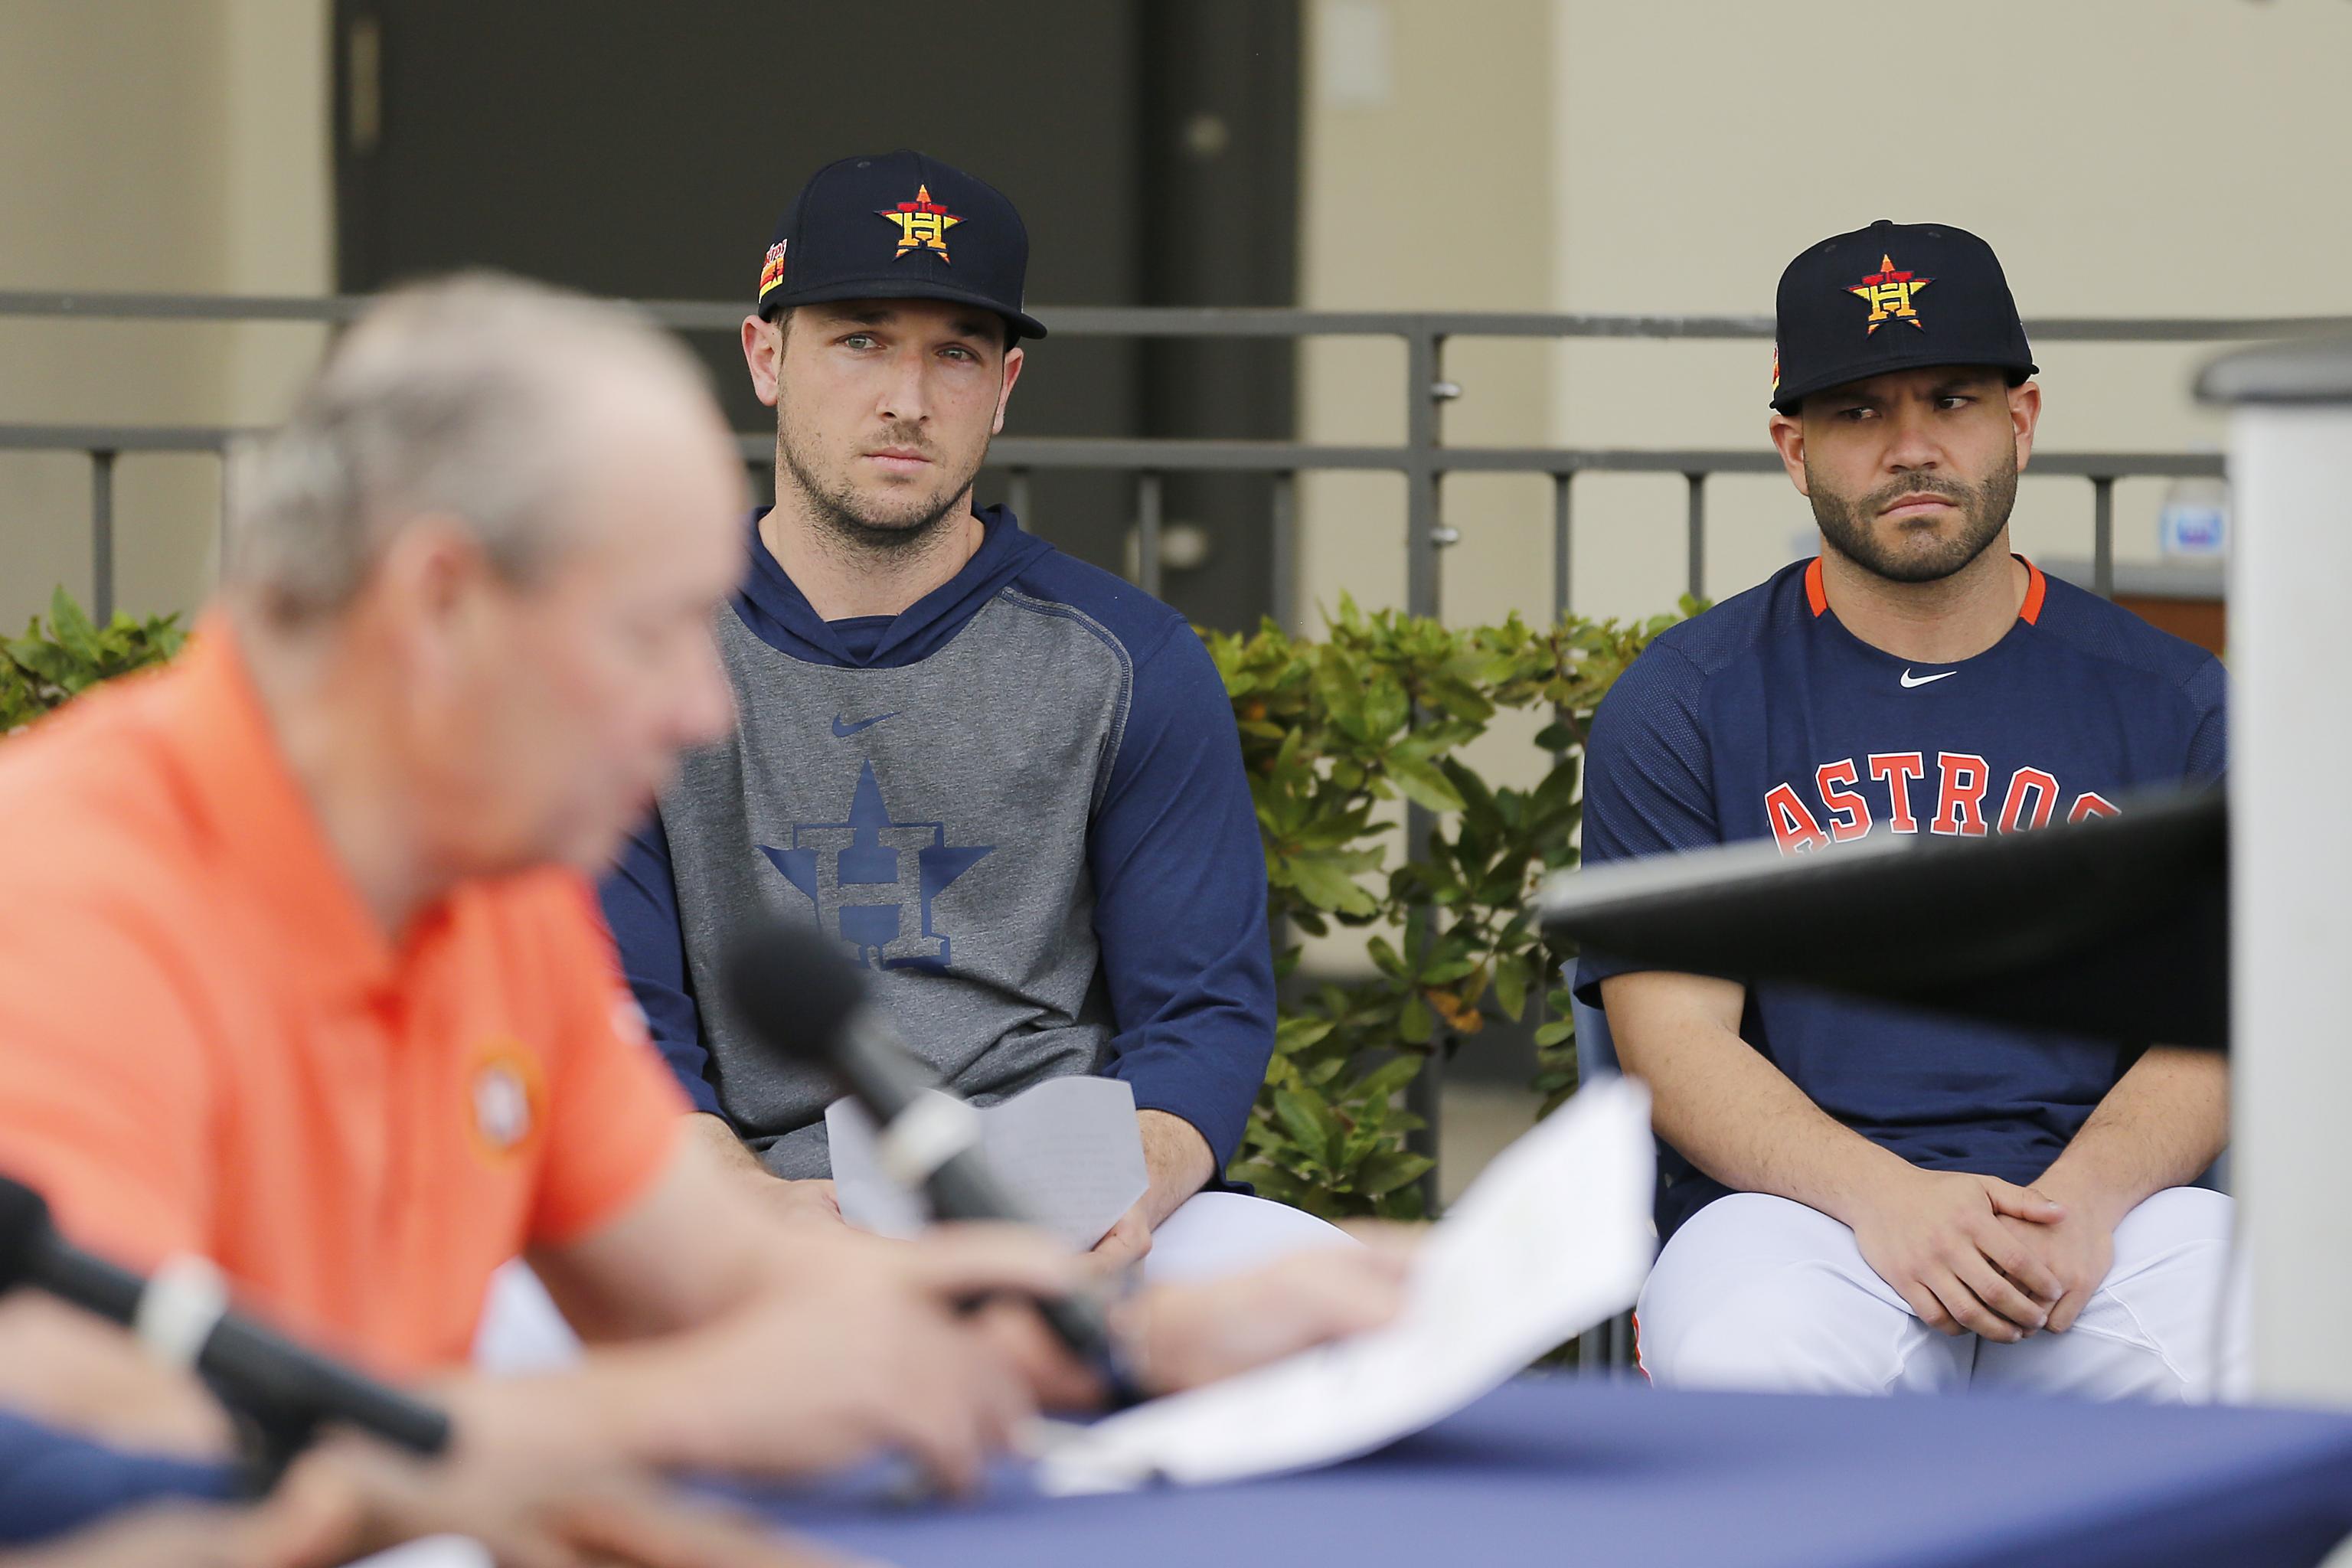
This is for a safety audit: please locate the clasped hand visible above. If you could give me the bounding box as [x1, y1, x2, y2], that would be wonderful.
[1848, 1168, 2111, 1341]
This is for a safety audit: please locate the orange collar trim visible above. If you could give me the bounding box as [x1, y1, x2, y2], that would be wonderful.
[2018, 557, 2047, 625]
[1805, 554, 2047, 626]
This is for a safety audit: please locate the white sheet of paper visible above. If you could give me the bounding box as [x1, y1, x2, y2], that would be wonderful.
[825, 1076, 1150, 1252]
[1033, 1075, 1656, 1494]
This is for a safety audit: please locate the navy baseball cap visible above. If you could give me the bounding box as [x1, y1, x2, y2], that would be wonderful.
[1770, 220, 2034, 412]
[756, 150, 1047, 341]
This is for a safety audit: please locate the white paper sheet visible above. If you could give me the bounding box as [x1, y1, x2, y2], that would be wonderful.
[825, 1076, 1150, 1253]
[1033, 1075, 1656, 1494]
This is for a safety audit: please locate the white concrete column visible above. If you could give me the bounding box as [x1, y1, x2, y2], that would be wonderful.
[2200, 340, 2352, 1406]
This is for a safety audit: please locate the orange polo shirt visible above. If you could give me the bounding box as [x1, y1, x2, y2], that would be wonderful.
[0, 620, 685, 1375]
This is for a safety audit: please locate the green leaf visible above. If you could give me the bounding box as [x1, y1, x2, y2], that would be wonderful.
[1353, 1151, 1435, 1197]
[47, 588, 100, 665]
[1387, 755, 1466, 814]
[1272, 1086, 1339, 1168]
[1533, 1020, 1573, 1048]
[1493, 955, 1530, 1021]
[1274, 1015, 1336, 1053]
[1285, 853, 1379, 917]
[1354, 1053, 1425, 1102]
[1396, 998, 1433, 1046]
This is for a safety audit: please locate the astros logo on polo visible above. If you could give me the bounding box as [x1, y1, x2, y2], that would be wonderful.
[1847, 253, 1931, 334]
[466, 1044, 545, 1160]
[878, 184, 962, 262]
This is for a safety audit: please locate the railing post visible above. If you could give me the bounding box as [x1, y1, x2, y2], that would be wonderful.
[1685, 471, 1707, 602]
[90, 449, 117, 622]
[1552, 471, 1574, 624]
[217, 436, 237, 582]
[1402, 323, 1448, 1216]
[1135, 471, 1164, 598]
[1008, 468, 1034, 530]
[1404, 325, 1445, 622]
[2092, 475, 2115, 599]
[1270, 471, 1297, 635]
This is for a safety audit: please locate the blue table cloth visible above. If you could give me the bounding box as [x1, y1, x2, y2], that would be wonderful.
[763, 1376, 2352, 1568]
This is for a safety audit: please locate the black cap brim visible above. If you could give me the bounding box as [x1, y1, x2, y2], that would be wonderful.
[1772, 349, 2036, 413]
[758, 274, 1047, 341]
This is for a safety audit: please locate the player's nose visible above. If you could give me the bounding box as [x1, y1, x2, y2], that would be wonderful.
[875, 347, 933, 424]
[1881, 402, 1942, 472]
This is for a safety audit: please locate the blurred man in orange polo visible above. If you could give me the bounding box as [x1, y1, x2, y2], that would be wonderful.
[0, 275, 1076, 1489]
[0, 276, 1407, 1511]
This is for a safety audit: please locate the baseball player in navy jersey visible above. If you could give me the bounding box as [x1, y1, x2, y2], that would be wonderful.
[1575, 221, 2238, 1398]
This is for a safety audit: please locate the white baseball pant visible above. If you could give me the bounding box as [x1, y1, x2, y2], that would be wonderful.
[1635, 1186, 2246, 1400]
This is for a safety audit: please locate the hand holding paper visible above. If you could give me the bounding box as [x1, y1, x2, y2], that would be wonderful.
[1035, 1076, 1656, 1493]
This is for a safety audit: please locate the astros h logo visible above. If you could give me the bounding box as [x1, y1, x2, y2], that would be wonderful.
[1847, 253, 1932, 335]
[877, 184, 962, 263]
[760, 761, 992, 969]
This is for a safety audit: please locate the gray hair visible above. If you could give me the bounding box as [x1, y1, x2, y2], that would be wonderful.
[225, 272, 712, 626]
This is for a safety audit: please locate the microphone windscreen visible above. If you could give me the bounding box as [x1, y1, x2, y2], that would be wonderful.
[720, 910, 870, 1067]
[0, 1175, 52, 1291]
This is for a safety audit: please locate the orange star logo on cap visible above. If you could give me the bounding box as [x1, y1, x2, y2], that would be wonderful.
[877, 184, 962, 263]
[1847, 253, 1932, 335]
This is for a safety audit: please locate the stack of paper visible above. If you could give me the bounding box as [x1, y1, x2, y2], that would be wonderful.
[1034, 1076, 1656, 1493]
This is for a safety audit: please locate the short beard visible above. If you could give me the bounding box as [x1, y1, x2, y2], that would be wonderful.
[1807, 448, 2018, 584]
[776, 414, 985, 554]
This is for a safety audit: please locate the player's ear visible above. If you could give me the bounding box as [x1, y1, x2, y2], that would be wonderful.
[1768, 410, 1809, 497]
[992, 345, 1025, 436]
[2007, 378, 2042, 473]
[742, 312, 784, 408]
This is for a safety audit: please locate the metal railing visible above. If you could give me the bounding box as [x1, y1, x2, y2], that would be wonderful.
[5, 291, 2341, 1207]
[11, 290, 2347, 623]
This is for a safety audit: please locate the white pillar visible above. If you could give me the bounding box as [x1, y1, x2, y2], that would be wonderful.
[2200, 341, 2352, 1406]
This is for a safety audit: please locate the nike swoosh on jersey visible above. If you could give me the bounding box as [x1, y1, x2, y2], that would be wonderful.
[831, 711, 900, 737]
[1899, 669, 1957, 688]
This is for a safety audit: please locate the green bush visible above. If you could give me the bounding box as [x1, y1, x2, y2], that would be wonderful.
[4, 580, 1690, 1225]
[1212, 595, 1694, 1220]
[0, 589, 185, 733]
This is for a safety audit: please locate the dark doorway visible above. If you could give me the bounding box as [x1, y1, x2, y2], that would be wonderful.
[333, 1, 1296, 631]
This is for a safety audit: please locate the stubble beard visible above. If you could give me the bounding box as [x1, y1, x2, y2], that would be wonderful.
[1807, 449, 2020, 585]
[776, 410, 986, 557]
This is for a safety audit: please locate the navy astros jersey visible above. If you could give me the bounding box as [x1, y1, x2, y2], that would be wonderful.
[1575, 556, 2226, 1242]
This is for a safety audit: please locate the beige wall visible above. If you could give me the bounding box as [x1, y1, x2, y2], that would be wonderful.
[0, 0, 331, 630]
[1296, 0, 2352, 635]
[1547, 0, 2352, 622]
[8, 0, 2347, 635]
[1295, 0, 1562, 635]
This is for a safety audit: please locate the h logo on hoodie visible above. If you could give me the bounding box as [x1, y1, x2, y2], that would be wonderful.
[760, 761, 993, 969]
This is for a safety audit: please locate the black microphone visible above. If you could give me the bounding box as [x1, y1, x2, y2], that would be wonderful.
[723, 914, 1142, 1404]
[0, 1174, 450, 1470]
